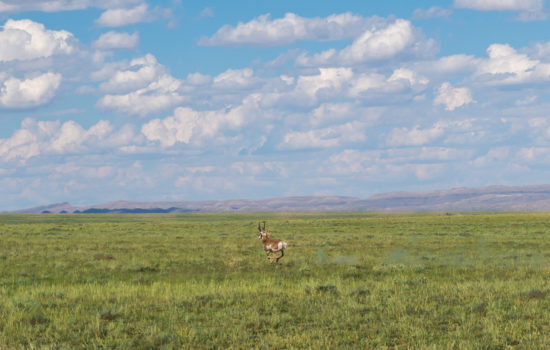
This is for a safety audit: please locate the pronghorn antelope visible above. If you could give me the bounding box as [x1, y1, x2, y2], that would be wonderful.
[258, 222, 288, 263]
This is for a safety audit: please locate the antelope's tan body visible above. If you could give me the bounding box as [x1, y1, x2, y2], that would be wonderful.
[258, 222, 288, 263]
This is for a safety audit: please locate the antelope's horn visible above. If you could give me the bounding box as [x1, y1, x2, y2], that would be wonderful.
[263, 221, 266, 231]
[258, 222, 262, 232]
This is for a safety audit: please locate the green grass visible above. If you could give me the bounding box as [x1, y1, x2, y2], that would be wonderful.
[2, 212, 550, 348]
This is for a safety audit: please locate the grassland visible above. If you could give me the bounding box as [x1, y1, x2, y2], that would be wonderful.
[1, 212, 550, 348]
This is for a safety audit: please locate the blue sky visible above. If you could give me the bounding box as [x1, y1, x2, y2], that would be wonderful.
[1, 0, 550, 210]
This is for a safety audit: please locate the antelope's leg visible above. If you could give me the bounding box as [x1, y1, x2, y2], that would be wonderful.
[275, 250, 284, 262]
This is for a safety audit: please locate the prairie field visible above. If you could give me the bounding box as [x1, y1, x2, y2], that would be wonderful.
[1, 212, 550, 349]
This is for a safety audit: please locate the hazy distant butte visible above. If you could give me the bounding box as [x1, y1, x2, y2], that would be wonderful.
[15, 185, 550, 213]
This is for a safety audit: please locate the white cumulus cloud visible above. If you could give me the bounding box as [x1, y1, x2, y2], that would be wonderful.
[0, 0, 90, 13]
[141, 98, 257, 147]
[349, 68, 428, 97]
[0, 1, 168, 26]
[93, 31, 139, 50]
[213, 68, 255, 89]
[296, 19, 437, 66]
[98, 81, 184, 117]
[0, 118, 133, 161]
[454, 0, 542, 11]
[199, 12, 380, 46]
[0, 19, 74, 62]
[387, 123, 447, 146]
[413, 6, 453, 19]
[434, 82, 475, 111]
[0, 1, 143, 13]
[95, 3, 150, 27]
[427, 54, 479, 73]
[258, 66, 429, 110]
[99, 54, 163, 93]
[0, 72, 62, 109]
[97, 54, 185, 116]
[481, 44, 537, 75]
[279, 122, 366, 150]
[295, 67, 353, 99]
[475, 43, 550, 85]
[341, 19, 415, 62]
[310, 103, 383, 127]
[454, 0, 545, 20]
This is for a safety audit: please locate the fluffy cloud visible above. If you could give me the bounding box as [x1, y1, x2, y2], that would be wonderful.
[531, 41, 550, 60]
[231, 161, 287, 177]
[0, 72, 62, 108]
[389, 68, 429, 86]
[454, 0, 545, 20]
[98, 83, 184, 117]
[473, 147, 510, 166]
[199, 12, 381, 46]
[421, 42, 550, 87]
[475, 43, 550, 85]
[0, 1, 165, 27]
[0, 1, 143, 13]
[0, 19, 74, 62]
[387, 123, 446, 146]
[515, 147, 550, 164]
[97, 54, 184, 116]
[279, 122, 367, 150]
[454, 0, 542, 11]
[480, 44, 537, 75]
[434, 82, 474, 111]
[341, 19, 415, 62]
[296, 19, 437, 66]
[426, 54, 479, 74]
[349, 68, 428, 97]
[256, 66, 428, 111]
[141, 98, 257, 147]
[186, 72, 212, 86]
[309, 103, 383, 127]
[326, 149, 372, 174]
[213, 68, 256, 89]
[0, 0, 89, 13]
[412, 6, 453, 19]
[295, 67, 353, 100]
[325, 149, 428, 178]
[99, 54, 162, 93]
[141, 109, 196, 146]
[95, 3, 151, 27]
[0, 118, 136, 161]
[325, 147, 471, 185]
[93, 31, 139, 50]
[254, 68, 356, 109]
[347, 73, 387, 96]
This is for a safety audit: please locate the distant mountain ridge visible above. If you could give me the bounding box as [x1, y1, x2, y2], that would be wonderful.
[14, 185, 550, 213]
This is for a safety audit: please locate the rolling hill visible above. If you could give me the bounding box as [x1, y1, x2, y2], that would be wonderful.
[14, 185, 550, 213]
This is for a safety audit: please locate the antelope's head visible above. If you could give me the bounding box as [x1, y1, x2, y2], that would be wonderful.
[258, 221, 268, 240]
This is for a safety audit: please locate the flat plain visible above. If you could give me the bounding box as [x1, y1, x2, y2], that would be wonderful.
[1, 212, 550, 348]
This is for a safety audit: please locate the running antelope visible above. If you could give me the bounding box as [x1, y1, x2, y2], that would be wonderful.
[258, 222, 288, 263]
